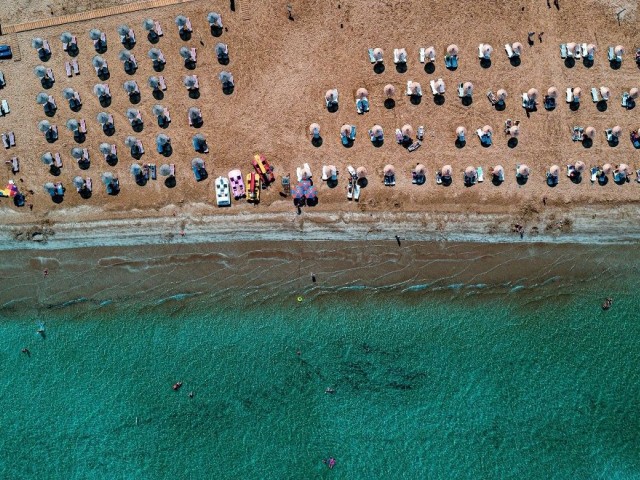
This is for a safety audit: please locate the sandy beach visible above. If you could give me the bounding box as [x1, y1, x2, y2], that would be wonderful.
[0, 0, 639, 245]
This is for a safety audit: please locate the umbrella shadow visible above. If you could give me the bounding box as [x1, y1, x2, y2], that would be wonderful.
[158, 118, 170, 129]
[222, 85, 235, 96]
[583, 57, 594, 68]
[80, 188, 92, 199]
[357, 178, 368, 188]
[433, 94, 445, 105]
[98, 70, 110, 81]
[129, 92, 141, 104]
[327, 178, 338, 189]
[135, 175, 148, 186]
[106, 155, 118, 167]
[582, 138, 593, 148]
[373, 63, 385, 74]
[326, 103, 338, 113]
[516, 176, 528, 186]
[130, 147, 143, 160]
[410, 95, 422, 105]
[625, 99, 635, 110]
[461, 96, 473, 107]
[395, 63, 407, 74]
[68, 45, 79, 57]
[492, 176, 503, 186]
[51, 194, 64, 204]
[424, 63, 435, 74]
[597, 100, 608, 112]
[342, 139, 354, 148]
[148, 32, 160, 44]
[70, 101, 82, 113]
[41, 78, 54, 89]
[371, 138, 383, 148]
[188, 89, 200, 100]
[38, 50, 51, 62]
[78, 159, 90, 170]
[165, 176, 177, 188]
[455, 139, 466, 149]
[384, 99, 395, 109]
[569, 174, 582, 184]
[99, 96, 112, 108]
[153, 90, 165, 100]
[103, 124, 115, 136]
[442, 177, 452, 187]
[124, 64, 137, 75]
[49, 165, 61, 176]
[74, 132, 86, 144]
[159, 145, 173, 157]
[607, 138, 619, 148]
[507, 138, 518, 149]
[44, 107, 57, 117]
[509, 56, 521, 67]
[609, 59, 622, 70]
[132, 121, 144, 133]
[218, 56, 230, 66]
[480, 58, 491, 69]
[45, 132, 58, 143]
[546, 177, 558, 188]
[598, 176, 608, 186]
[191, 119, 203, 128]
[569, 102, 580, 111]
[306, 197, 318, 207]
[210, 26, 223, 37]
[564, 57, 576, 68]
[153, 62, 165, 73]
[311, 137, 323, 147]
[179, 31, 192, 42]
[184, 59, 197, 70]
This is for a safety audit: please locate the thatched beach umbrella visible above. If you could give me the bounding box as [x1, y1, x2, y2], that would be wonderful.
[101, 172, 114, 185]
[492, 165, 504, 177]
[465, 166, 476, 178]
[192, 134, 207, 151]
[175, 15, 189, 27]
[572, 87, 582, 100]
[70, 147, 84, 159]
[159, 164, 172, 177]
[31, 37, 44, 50]
[208, 12, 223, 27]
[600, 86, 610, 100]
[401, 124, 413, 137]
[629, 88, 639, 99]
[36, 92, 50, 105]
[602, 163, 612, 174]
[192, 158, 204, 169]
[456, 126, 466, 137]
[356, 166, 367, 178]
[612, 125, 622, 137]
[383, 84, 395, 98]
[92, 55, 107, 69]
[509, 125, 520, 137]
[584, 126, 596, 139]
[441, 165, 452, 177]
[482, 125, 493, 134]
[97, 112, 111, 125]
[447, 44, 459, 56]
[66, 119, 79, 132]
[41, 152, 54, 165]
[512, 42, 523, 55]
[325, 89, 338, 102]
[340, 124, 351, 136]
[434, 78, 445, 93]
[99, 143, 112, 155]
[38, 120, 51, 132]
[463, 82, 473, 96]
[73, 176, 85, 189]
[517, 165, 530, 177]
[415, 164, 426, 175]
[148, 48, 164, 61]
[574, 161, 586, 173]
[587, 44, 596, 56]
[34, 65, 47, 79]
[527, 88, 539, 100]
[549, 165, 560, 177]
[614, 45, 624, 56]
[384, 164, 395, 175]
[566, 42, 577, 55]
[151, 105, 166, 118]
[215, 43, 228, 57]
[481, 44, 493, 58]
[371, 125, 383, 138]
[373, 48, 383, 61]
[309, 123, 320, 136]
[547, 87, 558, 99]
[356, 87, 368, 99]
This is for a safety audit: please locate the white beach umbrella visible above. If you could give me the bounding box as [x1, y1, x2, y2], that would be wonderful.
[340, 124, 351, 136]
[527, 88, 539, 100]
[447, 44, 459, 56]
[509, 126, 520, 137]
[464, 166, 477, 178]
[401, 124, 413, 137]
[463, 82, 473, 95]
[384, 164, 395, 175]
[584, 126, 596, 139]
[497, 89, 507, 100]
[612, 125, 622, 137]
[371, 125, 383, 137]
[492, 165, 504, 176]
[572, 87, 582, 100]
[482, 125, 493, 134]
[600, 86, 610, 100]
[512, 42, 523, 55]
[517, 165, 530, 177]
[441, 165, 452, 177]
[434, 78, 445, 93]
[325, 89, 338, 102]
[566, 42, 577, 54]
[481, 44, 493, 57]
[574, 161, 586, 173]
[356, 166, 367, 178]
[424, 46, 435, 59]
[618, 163, 630, 174]
[629, 88, 639, 99]
[456, 126, 466, 137]
[602, 163, 612, 174]
[373, 48, 383, 61]
[309, 123, 320, 136]
[41, 152, 53, 165]
[549, 165, 560, 177]
[415, 164, 426, 175]
[547, 87, 558, 99]
[614, 45, 624, 56]
[587, 44, 596, 56]
[356, 87, 368, 99]
[384, 84, 395, 98]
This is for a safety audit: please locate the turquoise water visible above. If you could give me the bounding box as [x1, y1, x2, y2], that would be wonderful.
[0, 242, 639, 478]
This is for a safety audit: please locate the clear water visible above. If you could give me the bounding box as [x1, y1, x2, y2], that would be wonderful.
[0, 242, 639, 479]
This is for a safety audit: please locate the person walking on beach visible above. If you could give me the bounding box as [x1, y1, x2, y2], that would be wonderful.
[395, 235, 401, 246]
[43, 268, 48, 278]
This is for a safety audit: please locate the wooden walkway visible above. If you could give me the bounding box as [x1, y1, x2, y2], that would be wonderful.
[0, 0, 199, 35]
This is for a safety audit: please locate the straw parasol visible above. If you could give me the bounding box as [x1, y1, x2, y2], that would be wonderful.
[549, 165, 560, 177]
[463, 82, 473, 95]
[629, 88, 639, 99]
[424, 46, 435, 59]
[36, 92, 49, 105]
[371, 125, 383, 137]
[191, 158, 204, 169]
[73, 176, 85, 189]
[584, 126, 596, 139]
[156, 133, 170, 146]
[384, 164, 395, 175]
[441, 165, 452, 177]
[517, 165, 530, 177]
[41, 152, 53, 165]
[99, 143, 112, 154]
[309, 123, 320, 136]
[612, 125, 622, 137]
[384, 84, 395, 98]
[143, 19, 155, 31]
[325, 89, 338, 102]
[340, 124, 351, 136]
[434, 78, 445, 93]
[148, 48, 163, 60]
[547, 87, 558, 99]
[600, 86, 610, 100]
[492, 165, 504, 176]
[415, 164, 426, 175]
[38, 120, 51, 132]
[614, 45, 624, 56]
[356, 87, 368, 99]
[464, 166, 477, 178]
[60, 32, 73, 44]
[587, 44, 596, 55]
[603, 163, 612, 174]
[512, 42, 523, 55]
[509, 126, 520, 137]
[373, 48, 383, 61]
[497, 89, 507, 100]
[401, 124, 413, 137]
[482, 44, 493, 57]
[179, 46, 191, 59]
[356, 166, 367, 178]
[482, 125, 493, 134]
[527, 88, 539, 100]
[208, 12, 222, 27]
[456, 126, 466, 137]
[573, 87, 582, 99]
[618, 163, 630, 174]
[566, 42, 577, 54]
[447, 44, 459, 56]
[574, 161, 586, 173]
[125, 136, 138, 148]
[175, 15, 188, 27]
[31, 38, 44, 49]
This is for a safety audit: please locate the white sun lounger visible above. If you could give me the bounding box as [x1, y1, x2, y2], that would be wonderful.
[607, 46, 615, 61]
[560, 44, 567, 58]
[591, 88, 599, 102]
[46, 68, 54, 81]
[478, 44, 484, 58]
[505, 44, 514, 58]
[79, 119, 86, 133]
[1, 100, 9, 115]
[457, 83, 464, 97]
[0, 71, 5, 87]
[605, 129, 613, 142]
[429, 80, 437, 95]
[72, 59, 79, 75]
[65, 62, 72, 77]
[136, 140, 144, 154]
[477, 167, 484, 182]
[393, 49, 403, 64]
[54, 153, 62, 168]
[155, 21, 163, 36]
[303, 163, 312, 179]
[159, 76, 167, 90]
[621, 92, 629, 107]
[8, 131, 15, 147]
[1, 134, 7, 148]
[566, 88, 573, 103]
[521, 93, 529, 108]
[190, 48, 197, 62]
[581, 43, 588, 57]
[436, 173, 442, 185]
[322, 165, 330, 181]
[367, 48, 375, 63]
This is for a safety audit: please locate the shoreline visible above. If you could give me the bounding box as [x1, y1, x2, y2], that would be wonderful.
[2, 204, 640, 250]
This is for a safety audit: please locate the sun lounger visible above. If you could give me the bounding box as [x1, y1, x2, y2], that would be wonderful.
[393, 49, 403, 64]
[1, 100, 9, 115]
[429, 80, 437, 95]
[566, 165, 576, 177]
[0, 71, 4, 87]
[79, 119, 86, 133]
[1, 134, 8, 148]
[505, 44, 514, 58]
[42, 40, 50, 52]
[395, 129, 403, 144]
[478, 44, 484, 58]
[51, 125, 58, 138]
[185, 18, 192, 31]
[190, 48, 197, 62]
[607, 46, 615, 61]
[350, 126, 356, 141]
[590, 167, 598, 182]
[9, 131, 15, 146]
[566, 88, 573, 103]
[560, 43, 567, 59]
[571, 126, 584, 141]
[163, 108, 171, 122]
[169, 164, 175, 176]
[621, 92, 629, 108]
[436, 173, 442, 185]
[407, 141, 421, 152]
[65, 62, 72, 77]
[54, 153, 62, 168]
[155, 21, 163, 36]
[159, 76, 167, 91]
[367, 48, 375, 63]
[136, 140, 144, 154]
[63, 41, 68, 52]
[322, 165, 330, 181]
[347, 179, 353, 199]
[477, 167, 484, 182]
[9, 157, 18, 174]
[591, 88, 599, 102]
[486, 91, 497, 106]
[72, 60, 79, 75]
[457, 83, 464, 97]
[130, 55, 138, 68]
[522, 93, 529, 108]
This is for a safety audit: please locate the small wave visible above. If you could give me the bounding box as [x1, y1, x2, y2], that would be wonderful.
[50, 297, 88, 309]
[403, 284, 430, 292]
[99, 300, 114, 307]
[510, 286, 525, 293]
[155, 292, 203, 305]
